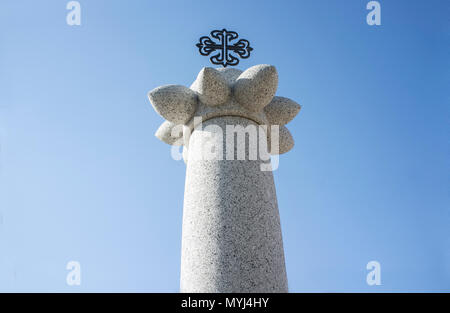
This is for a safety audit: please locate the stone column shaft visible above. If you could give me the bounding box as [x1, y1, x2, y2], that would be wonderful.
[180, 116, 288, 292]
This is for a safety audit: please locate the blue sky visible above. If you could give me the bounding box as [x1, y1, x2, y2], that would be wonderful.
[0, 0, 448, 292]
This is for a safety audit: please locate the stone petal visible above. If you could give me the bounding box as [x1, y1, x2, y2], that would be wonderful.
[264, 96, 301, 125]
[269, 125, 294, 155]
[192, 67, 230, 107]
[233, 64, 278, 112]
[155, 120, 184, 146]
[148, 85, 197, 124]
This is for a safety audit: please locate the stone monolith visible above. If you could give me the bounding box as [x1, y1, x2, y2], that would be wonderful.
[148, 64, 301, 292]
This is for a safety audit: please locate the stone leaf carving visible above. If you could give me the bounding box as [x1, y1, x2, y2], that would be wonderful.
[148, 64, 300, 156]
[270, 125, 294, 155]
[155, 120, 184, 146]
[233, 64, 278, 112]
[148, 85, 197, 124]
[191, 67, 231, 107]
[264, 96, 301, 126]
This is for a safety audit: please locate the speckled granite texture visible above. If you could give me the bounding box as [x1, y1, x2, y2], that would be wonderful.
[147, 64, 301, 293]
[180, 116, 288, 292]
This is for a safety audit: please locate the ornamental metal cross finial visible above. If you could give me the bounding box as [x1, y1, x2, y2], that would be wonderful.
[196, 29, 253, 67]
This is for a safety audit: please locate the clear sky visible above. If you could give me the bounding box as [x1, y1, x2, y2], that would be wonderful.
[0, 0, 448, 292]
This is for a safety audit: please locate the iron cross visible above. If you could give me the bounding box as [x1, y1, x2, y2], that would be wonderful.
[196, 29, 253, 67]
